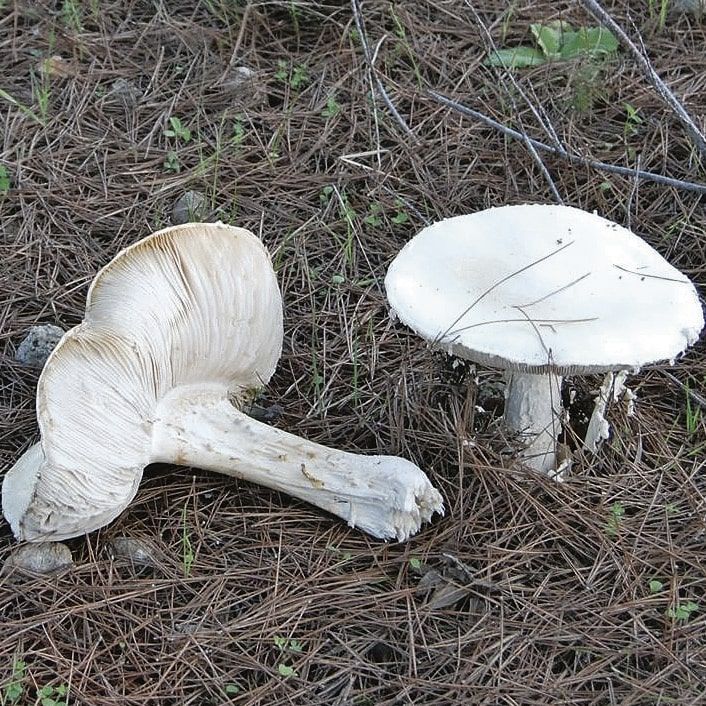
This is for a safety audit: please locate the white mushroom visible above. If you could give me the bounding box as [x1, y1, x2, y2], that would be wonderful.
[385, 204, 704, 478]
[2, 223, 443, 542]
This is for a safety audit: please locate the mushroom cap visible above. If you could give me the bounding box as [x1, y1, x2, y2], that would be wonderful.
[3, 223, 283, 540]
[385, 204, 704, 374]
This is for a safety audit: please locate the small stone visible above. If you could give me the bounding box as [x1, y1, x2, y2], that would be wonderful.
[171, 191, 210, 225]
[672, 0, 704, 14]
[3, 542, 73, 575]
[108, 78, 142, 107]
[219, 65, 261, 102]
[108, 537, 162, 568]
[16, 324, 65, 369]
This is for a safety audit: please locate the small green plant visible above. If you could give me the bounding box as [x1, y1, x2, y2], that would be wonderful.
[363, 202, 383, 227]
[330, 273, 345, 285]
[275, 60, 309, 90]
[277, 663, 297, 677]
[649, 579, 664, 594]
[0, 165, 9, 196]
[485, 21, 618, 68]
[232, 116, 246, 146]
[36, 684, 68, 706]
[319, 185, 334, 206]
[666, 601, 699, 622]
[61, 0, 82, 32]
[164, 116, 192, 143]
[274, 636, 303, 653]
[684, 381, 701, 436]
[2, 656, 26, 704]
[409, 557, 422, 570]
[391, 200, 410, 225]
[321, 95, 341, 118]
[648, 0, 670, 31]
[623, 102, 644, 138]
[163, 150, 181, 173]
[31, 70, 51, 123]
[180, 504, 195, 577]
[605, 501, 625, 537]
[326, 544, 352, 561]
[275, 636, 302, 678]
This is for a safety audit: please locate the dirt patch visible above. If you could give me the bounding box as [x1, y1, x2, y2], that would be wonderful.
[1, 1, 704, 704]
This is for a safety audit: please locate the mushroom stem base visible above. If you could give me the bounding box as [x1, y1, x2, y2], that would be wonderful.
[151, 386, 444, 541]
[503, 372, 564, 478]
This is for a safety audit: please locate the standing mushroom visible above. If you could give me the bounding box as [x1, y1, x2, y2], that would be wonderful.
[3, 223, 443, 542]
[385, 204, 704, 478]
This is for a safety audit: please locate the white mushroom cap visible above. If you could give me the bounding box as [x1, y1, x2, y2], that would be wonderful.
[3, 223, 283, 539]
[385, 205, 704, 374]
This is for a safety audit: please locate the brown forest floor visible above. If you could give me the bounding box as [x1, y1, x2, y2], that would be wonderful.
[1, 1, 706, 704]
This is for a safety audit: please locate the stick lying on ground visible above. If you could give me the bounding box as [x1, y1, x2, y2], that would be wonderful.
[428, 91, 706, 195]
[2, 223, 443, 543]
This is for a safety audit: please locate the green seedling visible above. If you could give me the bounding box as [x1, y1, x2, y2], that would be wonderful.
[391, 200, 410, 225]
[648, 0, 670, 31]
[321, 95, 341, 118]
[232, 116, 246, 146]
[409, 557, 422, 570]
[36, 684, 68, 706]
[164, 116, 192, 143]
[326, 544, 352, 561]
[163, 150, 181, 173]
[649, 579, 664, 593]
[486, 21, 618, 68]
[666, 601, 699, 622]
[623, 102, 644, 137]
[684, 380, 701, 436]
[0, 165, 9, 196]
[61, 0, 82, 32]
[275, 60, 309, 90]
[363, 202, 383, 227]
[277, 664, 297, 677]
[224, 684, 240, 697]
[605, 501, 625, 537]
[1, 656, 26, 704]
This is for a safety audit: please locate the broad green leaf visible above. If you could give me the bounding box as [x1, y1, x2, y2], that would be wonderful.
[560, 27, 618, 60]
[485, 46, 547, 68]
[277, 663, 297, 677]
[648, 579, 664, 593]
[530, 22, 566, 58]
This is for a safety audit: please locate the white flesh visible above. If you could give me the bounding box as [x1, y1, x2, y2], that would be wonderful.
[151, 385, 444, 542]
[503, 372, 564, 478]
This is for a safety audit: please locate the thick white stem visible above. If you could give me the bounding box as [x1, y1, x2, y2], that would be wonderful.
[151, 385, 444, 541]
[503, 371, 563, 477]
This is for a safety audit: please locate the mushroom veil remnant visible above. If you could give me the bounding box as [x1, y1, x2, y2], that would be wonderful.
[3, 223, 443, 542]
[385, 204, 704, 478]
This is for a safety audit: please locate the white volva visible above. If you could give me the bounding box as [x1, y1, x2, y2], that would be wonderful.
[3, 223, 443, 542]
[385, 204, 704, 477]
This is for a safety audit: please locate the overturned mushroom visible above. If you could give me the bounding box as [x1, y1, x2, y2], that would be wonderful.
[385, 204, 704, 477]
[3, 223, 443, 542]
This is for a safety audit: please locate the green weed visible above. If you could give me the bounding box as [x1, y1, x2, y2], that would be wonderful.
[666, 601, 698, 622]
[321, 95, 341, 118]
[486, 21, 618, 68]
[623, 102, 644, 137]
[37, 684, 68, 706]
[649, 579, 664, 593]
[164, 116, 192, 143]
[0, 165, 9, 196]
[61, 0, 82, 32]
[684, 380, 701, 436]
[275, 60, 309, 90]
[648, 0, 670, 31]
[605, 501, 625, 537]
[163, 151, 181, 173]
[1, 656, 26, 705]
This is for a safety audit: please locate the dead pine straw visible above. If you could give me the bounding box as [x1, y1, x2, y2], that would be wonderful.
[1, 1, 705, 704]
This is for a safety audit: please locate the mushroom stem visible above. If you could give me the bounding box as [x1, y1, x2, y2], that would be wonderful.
[503, 372, 563, 477]
[151, 386, 444, 541]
